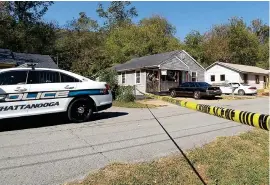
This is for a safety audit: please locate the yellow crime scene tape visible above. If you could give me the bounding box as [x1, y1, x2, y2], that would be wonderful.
[137, 90, 269, 131]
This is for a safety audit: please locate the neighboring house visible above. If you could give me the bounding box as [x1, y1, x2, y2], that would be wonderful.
[113, 50, 205, 94]
[205, 62, 269, 89]
[0, 48, 58, 69]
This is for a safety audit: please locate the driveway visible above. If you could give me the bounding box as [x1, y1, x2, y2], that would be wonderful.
[0, 97, 268, 185]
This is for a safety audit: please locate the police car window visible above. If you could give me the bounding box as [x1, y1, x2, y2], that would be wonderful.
[27, 71, 60, 84]
[60, 73, 80, 82]
[0, 71, 27, 85]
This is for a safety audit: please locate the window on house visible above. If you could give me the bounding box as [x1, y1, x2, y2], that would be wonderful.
[121, 73, 125, 84]
[135, 71, 140, 84]
[191, 72, 197, 82]
[263, 76, 266, 82]
[255, 75, 260, 84]
[243, 74, 248, 84]
[210, 75, 215, 82]
[220, 74, 225, 81]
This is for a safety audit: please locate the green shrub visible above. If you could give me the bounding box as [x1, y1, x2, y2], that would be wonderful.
[98, 69, 118, 88]
[116, 86, 135, 102]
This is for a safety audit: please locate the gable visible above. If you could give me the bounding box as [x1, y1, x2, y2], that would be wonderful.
[206, 63, 239, 74]
[159, 56, 189, 70]
[176, 50, 205, 70]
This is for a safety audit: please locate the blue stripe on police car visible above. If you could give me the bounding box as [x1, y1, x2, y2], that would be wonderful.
[0, 89, 104, 102]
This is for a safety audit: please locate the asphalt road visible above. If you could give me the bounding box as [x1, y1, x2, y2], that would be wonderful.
[0, 97, 268, 185]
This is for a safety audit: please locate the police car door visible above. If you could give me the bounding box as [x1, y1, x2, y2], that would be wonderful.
[0, 70, 31, 119]
[27, 69, 78, 115]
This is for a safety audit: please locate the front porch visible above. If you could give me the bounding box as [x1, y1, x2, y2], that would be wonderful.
[146, 69, 191, 93]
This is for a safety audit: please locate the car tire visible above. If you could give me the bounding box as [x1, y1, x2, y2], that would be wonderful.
[193, 91, 201, 99]
[238, 89, 245, 96]
[67, 97, 93, 123]
[171, 90, 176, 98]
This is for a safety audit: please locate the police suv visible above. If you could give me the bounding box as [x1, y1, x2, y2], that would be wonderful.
[0, 65, 112, 123]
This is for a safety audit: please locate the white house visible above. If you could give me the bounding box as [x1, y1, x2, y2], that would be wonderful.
[205, 62, 269, 89]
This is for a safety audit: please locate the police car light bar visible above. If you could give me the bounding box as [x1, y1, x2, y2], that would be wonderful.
[26, 63, 38, 70]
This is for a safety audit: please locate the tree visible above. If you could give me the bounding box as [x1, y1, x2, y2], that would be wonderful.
[202, 25, 231, 65]
[228, 17, 259, 66]
[55, 12, 108, 77]
[139, 15, 176, 36]
[96, 1, 137, 29]
[184, 31, 204, 63]
[0, 1, 56, 54]
[104, 15, 182, 65]
[68, 12, 98, 32]
[249, 19, 269, 44]
[7, 1, 53, 23]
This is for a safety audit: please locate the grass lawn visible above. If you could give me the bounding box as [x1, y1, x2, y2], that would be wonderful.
[112, 100, 157, 108]
[220, 95, 256, 100]
[66, 129, 269, 185]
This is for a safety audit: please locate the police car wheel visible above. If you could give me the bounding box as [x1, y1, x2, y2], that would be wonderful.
[67, 98, 93, 123]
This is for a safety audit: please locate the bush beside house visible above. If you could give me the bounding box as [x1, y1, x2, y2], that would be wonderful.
[98, 69, 136, 102]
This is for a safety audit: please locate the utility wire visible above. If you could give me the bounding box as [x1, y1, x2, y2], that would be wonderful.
[145, 101, 207, 185]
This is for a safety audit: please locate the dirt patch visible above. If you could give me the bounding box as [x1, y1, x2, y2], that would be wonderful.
[136, 99, 173, 107]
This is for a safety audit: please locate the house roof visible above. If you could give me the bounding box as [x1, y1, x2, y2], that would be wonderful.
[0, 49, 58, 69]
[206, 62, 268, 75]
[0, 49, 16, 65]
[114, 51, 179, 72]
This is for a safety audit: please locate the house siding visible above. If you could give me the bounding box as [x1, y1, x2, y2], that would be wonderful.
[240, 73, 266, 89]
[206, 64, 267, 89]
[118, 70, 146, 95]
[160, 57, 189, 71]
[176, 52, 205, 81]
[206, 64, 241, 84]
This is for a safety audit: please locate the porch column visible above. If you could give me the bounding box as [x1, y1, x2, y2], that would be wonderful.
[158, 69, 161, 92]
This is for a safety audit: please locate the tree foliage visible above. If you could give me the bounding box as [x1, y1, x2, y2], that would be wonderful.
[184, 31, 204, 63]
[104, 15, 182, 65]
[228, 17, 259, 66]
[0, 1, 269, 81]
[96, 1, 137, 29]
[7, 1, 53, 23]
[0, 1, 56, 54]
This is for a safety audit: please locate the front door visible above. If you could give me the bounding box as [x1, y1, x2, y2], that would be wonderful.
[179, 71, 183, 86]
[0, 70, 31, 119]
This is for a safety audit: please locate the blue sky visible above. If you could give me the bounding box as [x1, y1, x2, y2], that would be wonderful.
[43, 1, 269, 40]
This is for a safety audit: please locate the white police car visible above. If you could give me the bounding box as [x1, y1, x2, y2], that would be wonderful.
[0, 65, 112, 123]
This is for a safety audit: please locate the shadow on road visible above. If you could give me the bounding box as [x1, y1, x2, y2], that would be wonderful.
[0, 111, 128, 132]
[204, 96, 223, 100]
